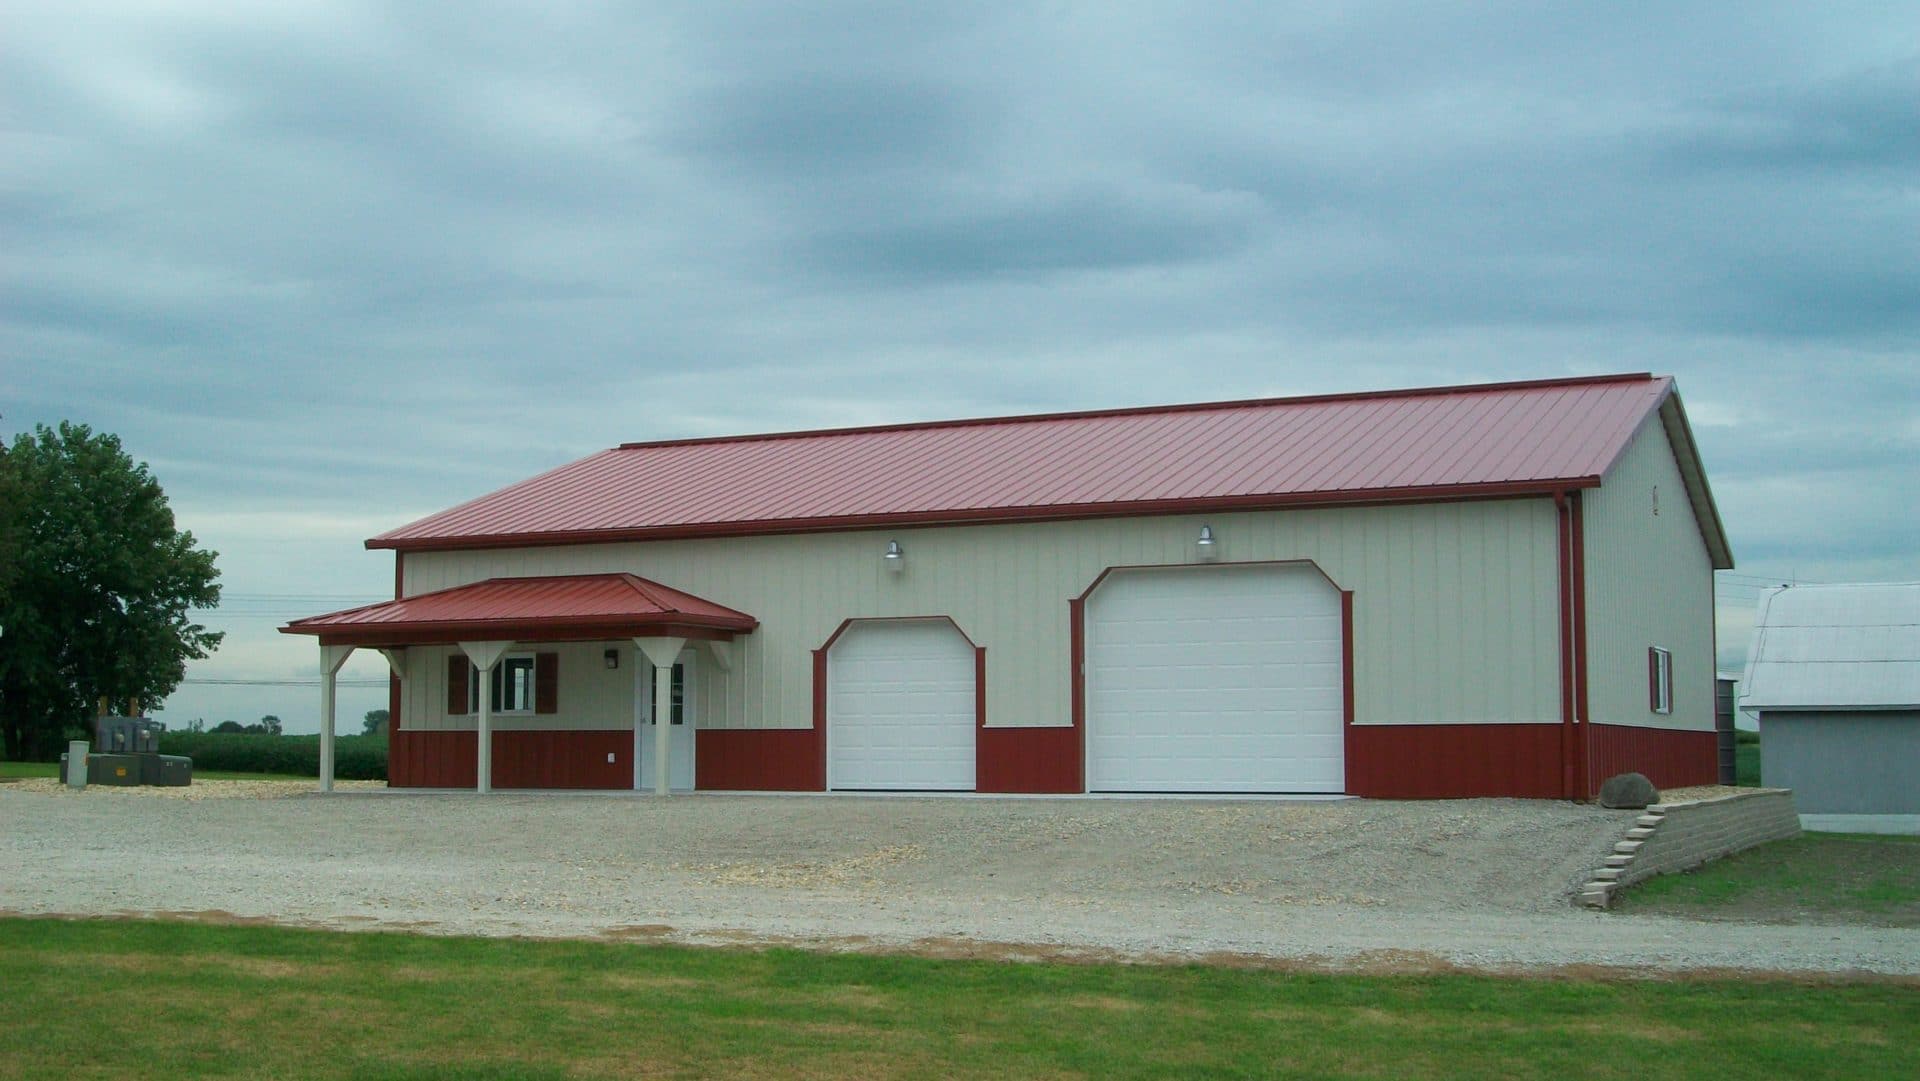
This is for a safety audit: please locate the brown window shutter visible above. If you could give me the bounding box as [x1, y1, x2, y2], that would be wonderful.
[1648, 648, 1660, 711]
[447, 655, 470, 715]
[535, 652, 559, 714]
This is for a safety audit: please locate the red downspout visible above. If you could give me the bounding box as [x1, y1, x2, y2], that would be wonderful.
[389, 553, 405, 783]
[1068, 595, 1087, 793]
[1570, 492, 1591, 799]
[1554, 492, 1577, 800]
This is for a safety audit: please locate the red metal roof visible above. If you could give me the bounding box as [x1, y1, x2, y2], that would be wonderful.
[280, 574, 757, 646]
[370, 373, 1691, 552]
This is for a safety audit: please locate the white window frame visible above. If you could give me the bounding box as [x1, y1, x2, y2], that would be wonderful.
[1649, 646, 1673, 715]
[469, 652, 537, 715]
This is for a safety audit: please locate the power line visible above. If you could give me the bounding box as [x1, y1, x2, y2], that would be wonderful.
[181, 678, 390, 687]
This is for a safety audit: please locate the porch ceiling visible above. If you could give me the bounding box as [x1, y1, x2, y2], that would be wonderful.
[279, 573, 758, 648]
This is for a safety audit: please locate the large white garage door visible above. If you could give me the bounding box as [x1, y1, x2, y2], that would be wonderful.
[1086, 564, 1345, 793]
[828, 619, 976, 791]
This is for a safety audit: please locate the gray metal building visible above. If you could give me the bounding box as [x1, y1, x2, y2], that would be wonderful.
[1745, 582, 1920, 828]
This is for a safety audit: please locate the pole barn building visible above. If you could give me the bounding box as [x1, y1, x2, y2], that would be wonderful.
[284, 372, 1733, 800]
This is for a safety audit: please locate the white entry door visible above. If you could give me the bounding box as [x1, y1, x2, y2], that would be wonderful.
[635, 656, 694, 791]
[1085, 563, 1345, 793]
[827, 619, 976, 791]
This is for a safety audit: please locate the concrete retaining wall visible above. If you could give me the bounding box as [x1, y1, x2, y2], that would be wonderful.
[1579, 789, 1800, 908]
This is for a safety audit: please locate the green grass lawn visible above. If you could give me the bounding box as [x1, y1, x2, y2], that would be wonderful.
[1616, 833, 1920, 926]
[0, 760, 320, 783]
[1, 919, 1914, 1080]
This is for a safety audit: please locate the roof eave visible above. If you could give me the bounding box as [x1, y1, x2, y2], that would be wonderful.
[280, 613, 756, 648]
[1654, 388, 1735, 570]
[366, 479, 1599, 553]
[1744, 702, 1920, 713]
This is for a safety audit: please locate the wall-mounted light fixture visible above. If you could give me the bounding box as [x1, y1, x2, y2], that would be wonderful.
[884, 539, 905, 573]
[1196, 524, 1219, 562]
[604, 648, 619, 670]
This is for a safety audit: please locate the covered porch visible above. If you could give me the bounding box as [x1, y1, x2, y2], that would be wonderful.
[281, 574, 757, 794]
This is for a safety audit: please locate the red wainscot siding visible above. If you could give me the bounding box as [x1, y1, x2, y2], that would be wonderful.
[977, 726, 1081, 793]
[696, 728, 825, 791]
[1584, 723, 1717, 797]
[390, 730, 476, 788]
[1345, 723, 1567, 799]
[389, 730, 633, 789]
[492, 731, 632, 789]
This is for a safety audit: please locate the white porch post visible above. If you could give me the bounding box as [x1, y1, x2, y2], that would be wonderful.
[318, 644, 355, 793]
[459, 641, 514, 794]
[634, 636, 687, 795]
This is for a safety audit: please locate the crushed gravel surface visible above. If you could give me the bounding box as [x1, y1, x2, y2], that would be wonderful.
[4, 782, 1915, 975]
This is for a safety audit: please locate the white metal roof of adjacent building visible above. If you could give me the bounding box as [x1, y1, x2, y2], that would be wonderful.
[1741, 582, 1920, 711]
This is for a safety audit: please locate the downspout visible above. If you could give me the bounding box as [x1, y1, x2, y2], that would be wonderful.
[1570, 492, 1590, 798]
[1554, 492, 1578, 800]
[390, 553, 405, 783]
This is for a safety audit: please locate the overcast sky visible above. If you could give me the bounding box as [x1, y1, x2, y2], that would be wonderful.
[5, 2, 1915, 733]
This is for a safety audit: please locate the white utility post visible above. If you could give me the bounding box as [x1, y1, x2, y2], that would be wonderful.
[459, 641, 513, 794]
[318, 644, 355, 793]
[634, 636, 687, 795]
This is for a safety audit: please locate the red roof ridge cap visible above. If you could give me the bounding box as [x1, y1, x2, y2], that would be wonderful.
[613, 372, 1660, 451]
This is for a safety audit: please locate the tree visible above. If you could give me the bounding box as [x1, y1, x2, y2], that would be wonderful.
[363, 708, 389, 737]
[259, 714, 282, 736]
[211, 720, 246, 734]
[0, 423, 222, 760]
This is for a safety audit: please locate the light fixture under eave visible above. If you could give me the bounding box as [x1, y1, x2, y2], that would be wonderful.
[884, 539, 905, 573]
[604, 648, 619, 670]
[1196, 524, 1219, 562]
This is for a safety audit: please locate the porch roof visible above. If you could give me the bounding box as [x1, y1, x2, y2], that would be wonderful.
[279, 573, 758, 647]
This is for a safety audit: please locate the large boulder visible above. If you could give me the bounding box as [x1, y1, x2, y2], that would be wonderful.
[1598, 772, 1660, 809]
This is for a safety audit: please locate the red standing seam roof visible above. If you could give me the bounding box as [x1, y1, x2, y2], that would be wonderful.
[280, 574, 758, 645]
[369, 373, 1714, 555]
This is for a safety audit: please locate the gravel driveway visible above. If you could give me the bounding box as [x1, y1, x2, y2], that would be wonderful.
[4, 782, 1916, 975]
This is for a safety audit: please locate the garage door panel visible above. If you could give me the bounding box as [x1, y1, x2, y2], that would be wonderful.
[1087, 564, 1345, 793]
[828, 620, 976, 791]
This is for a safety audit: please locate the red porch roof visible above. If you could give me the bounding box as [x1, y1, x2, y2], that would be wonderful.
[279, 574, 758, 647]
[369, 373, 1729, 566]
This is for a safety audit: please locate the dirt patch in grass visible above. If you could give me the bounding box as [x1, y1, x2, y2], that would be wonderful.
[1615, 833, 1920, 927]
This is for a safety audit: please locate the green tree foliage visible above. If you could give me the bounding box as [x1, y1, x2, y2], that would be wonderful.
[363, 708, 389, 736]
[210, 719, 282, 735]
[0, 423, 222, 760]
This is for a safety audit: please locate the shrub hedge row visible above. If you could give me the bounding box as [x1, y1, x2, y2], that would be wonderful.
[155, 733, 387, 780]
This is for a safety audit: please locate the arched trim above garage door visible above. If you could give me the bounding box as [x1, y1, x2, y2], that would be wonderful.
[812, 616, 985, 791]
[1071, 560, 1355, 793]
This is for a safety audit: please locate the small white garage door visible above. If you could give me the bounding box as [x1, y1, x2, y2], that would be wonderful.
[827, 619, 976, 791]
[1086, 564, 1344, 793]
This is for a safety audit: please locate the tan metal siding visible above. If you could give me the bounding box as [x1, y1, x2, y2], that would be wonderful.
[404, 641, 640, 732]
[403, 500, 1564, 731]
[1582, 418, 1717, 731]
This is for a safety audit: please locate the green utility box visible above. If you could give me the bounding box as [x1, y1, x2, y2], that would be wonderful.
[144, 755, 193, 786]
[57, 717, 194, 788]
[85, 753, 145, 786]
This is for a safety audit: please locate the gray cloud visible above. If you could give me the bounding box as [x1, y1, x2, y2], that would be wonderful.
[3, 1, 1915, 727]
